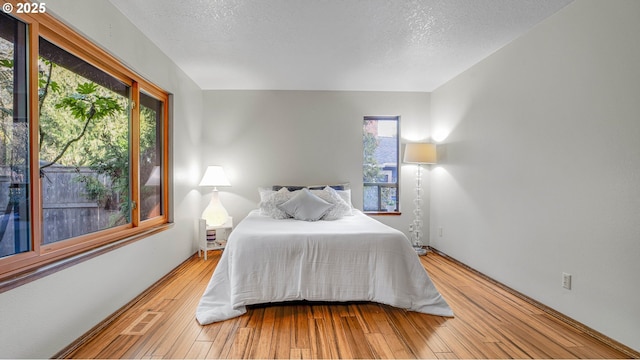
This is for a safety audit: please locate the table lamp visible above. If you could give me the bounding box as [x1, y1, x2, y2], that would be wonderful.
[199, 166, 231, 226]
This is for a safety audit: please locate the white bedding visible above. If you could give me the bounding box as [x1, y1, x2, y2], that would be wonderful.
[196, 210, 453, 325]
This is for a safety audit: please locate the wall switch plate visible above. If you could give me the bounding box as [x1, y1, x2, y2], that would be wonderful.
[562, 273, 572, 290]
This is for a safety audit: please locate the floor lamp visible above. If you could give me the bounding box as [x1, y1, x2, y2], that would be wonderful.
[403, 143, 437, 256]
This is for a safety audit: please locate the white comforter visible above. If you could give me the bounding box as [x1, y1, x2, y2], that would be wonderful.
[196, 210, 453, 324]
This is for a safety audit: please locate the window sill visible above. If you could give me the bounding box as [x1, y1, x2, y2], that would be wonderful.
[0, 222, 174, 294]
[364, 211, 402, 216]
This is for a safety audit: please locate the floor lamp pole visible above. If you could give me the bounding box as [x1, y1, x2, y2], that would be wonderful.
[412, 164, 427, 256]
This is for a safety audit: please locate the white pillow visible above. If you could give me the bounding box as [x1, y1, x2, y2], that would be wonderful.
[258, 187, 275, 203]
[335, 189, 353, 210]
[323, 189, 353, 209]
[260, 187, 293, 219]
[311, 187, 353, 220]
[277, 188, 333, 221]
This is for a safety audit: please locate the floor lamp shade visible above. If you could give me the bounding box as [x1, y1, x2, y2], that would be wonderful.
[199, 166, 231, 226]
[404, 143, 437, 164]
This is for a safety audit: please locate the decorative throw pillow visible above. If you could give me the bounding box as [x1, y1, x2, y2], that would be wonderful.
[258, 187, 275, 203]
[311, 186, 353, 220]
[336, 189, 353, 209]
[260, 187, 293, 219]
[277, 188, 333, 221]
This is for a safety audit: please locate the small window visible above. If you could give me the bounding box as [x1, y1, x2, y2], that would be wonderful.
[363, 116, 399, 213]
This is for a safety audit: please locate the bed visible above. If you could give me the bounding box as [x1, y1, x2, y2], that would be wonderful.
[196, 186, 453, 325]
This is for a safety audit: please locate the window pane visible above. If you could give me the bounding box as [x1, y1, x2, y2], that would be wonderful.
[363, 117, 398, 212]
[139, 92, 163, 221]
[38, 38, 131, 244]
[0, 14, 30, 258]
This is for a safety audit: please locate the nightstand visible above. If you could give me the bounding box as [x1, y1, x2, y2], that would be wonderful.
[198, 217, 232, 260]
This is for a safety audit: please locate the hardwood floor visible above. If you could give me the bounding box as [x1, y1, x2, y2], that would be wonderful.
[59, 250, 635, 359]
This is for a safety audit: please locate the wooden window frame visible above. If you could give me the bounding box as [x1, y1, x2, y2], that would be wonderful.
[0, 1, 171, 284]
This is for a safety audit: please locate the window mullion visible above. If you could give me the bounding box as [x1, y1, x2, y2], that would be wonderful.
[28, 19, 43, 255]
[130, 82, 141, 227]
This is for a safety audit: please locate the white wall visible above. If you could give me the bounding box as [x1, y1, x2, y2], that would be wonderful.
[4, 0, 637, 356]
[200, 90, 432, 239]
[430, 0, 640, 352]
[0, 1, 203, 358]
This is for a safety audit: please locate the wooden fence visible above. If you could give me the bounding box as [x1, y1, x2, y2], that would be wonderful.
[0, 165, 118, 257]
[41, 165, 118, 244]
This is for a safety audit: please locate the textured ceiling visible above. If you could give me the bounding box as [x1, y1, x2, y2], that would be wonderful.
[108, 0, 572, 91]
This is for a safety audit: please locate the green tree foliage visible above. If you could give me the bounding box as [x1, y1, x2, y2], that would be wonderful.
[37, 59, 131, 225]
[1, 50, 157, 226]
[40, 82, 123, 171]
[38, 59, 128, 167]
[363, 120, 381, 182]
[138, 105, 160, 203]
[0, 50, 25, 173]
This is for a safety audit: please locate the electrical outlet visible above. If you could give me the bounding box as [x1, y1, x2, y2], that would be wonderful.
[438, 227, 443, 237]
[409, 224, 414, 232]
[562, 273, 572, 290]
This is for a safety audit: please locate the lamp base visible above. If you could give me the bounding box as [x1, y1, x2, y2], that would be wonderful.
[413, 246, 427, 256]
[202, 189, 229, 227]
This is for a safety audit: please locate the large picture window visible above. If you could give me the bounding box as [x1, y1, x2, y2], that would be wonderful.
[0, 7, 170, 283]
[363, 116, 399, 213]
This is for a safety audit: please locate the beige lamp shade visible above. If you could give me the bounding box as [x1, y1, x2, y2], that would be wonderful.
[403, 143, 437, 164]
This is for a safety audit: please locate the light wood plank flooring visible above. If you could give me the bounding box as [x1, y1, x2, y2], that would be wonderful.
[60, 251, 634, 359]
